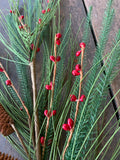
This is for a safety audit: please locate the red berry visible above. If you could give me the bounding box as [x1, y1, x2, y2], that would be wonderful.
[0, 67, 4, 72]
[72, 70, 80, 76]
[31, 44, 34, 50]
[47, 8, 51, 12]
[56, 56, 61, 62]
[62, 124, 70, 131]
[40, 137, 44, 145]
[10, 10, 12, 13]
[44, 110, 48, 117]
[79, 42, 86, 48]
[50, 56, 55, 62]
[70, 95, 77, 102]
[20, 107, 23, 111]
[56, 33, 62, 39]
[51, 110, 56, 116]
[18, 15, 24, 21]
[37, 48, 40, 52]
[38, 18, 42, 24]
[6, 80, 12, 86]
[19, 26, 22, 29]
[76, 50, 81, 57]
[42, 10, 46, 14]
[45, 84, 52, 90]
[21, 15, 24, 19]
[75, 64, 81, 71]
[19, 25, 23, 29]
[79, 95, 86, 102]
[67, 118, 74, 129]
[56, 39, 61, 45]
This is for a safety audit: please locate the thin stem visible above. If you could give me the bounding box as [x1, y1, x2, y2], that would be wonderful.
[50, 35, 57, 111]
[42, 117, 50, 159]
[42, 35, 57, 159]
[62, 47, 85, 160]
[30, 60, 41, 160]
[11, 124, 32, 160]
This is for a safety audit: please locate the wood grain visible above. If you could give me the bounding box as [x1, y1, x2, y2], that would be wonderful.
[84, 0, 120, 113]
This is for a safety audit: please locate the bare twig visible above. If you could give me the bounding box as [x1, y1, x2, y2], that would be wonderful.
[42, 35, 57, 159]
[62, 47, 85, 160]
[30, 59, 41, 160]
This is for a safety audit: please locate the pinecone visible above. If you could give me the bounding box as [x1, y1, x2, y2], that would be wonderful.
[0, 104, 14, 136]
[0, 152, 18, 160]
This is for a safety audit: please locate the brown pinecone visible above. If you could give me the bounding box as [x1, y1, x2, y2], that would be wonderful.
[0, 152, 18, 160]
[0, 104, 14, 136]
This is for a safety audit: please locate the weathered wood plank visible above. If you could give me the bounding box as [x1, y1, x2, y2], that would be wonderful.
[84, 0, 120, 113]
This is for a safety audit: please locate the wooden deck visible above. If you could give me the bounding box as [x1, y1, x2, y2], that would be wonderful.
[0, 0, 120, 159]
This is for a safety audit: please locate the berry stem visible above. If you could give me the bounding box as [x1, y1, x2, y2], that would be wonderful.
[18, 16, 28, 33]
[62, 47, 85, 160]
[0, 63, 31, 120]
[42, 35, 57, 159]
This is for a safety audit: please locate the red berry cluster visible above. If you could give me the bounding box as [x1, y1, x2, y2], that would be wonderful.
[19, 25, 24, 30]
[70, 94, 86, 102]
[42, 8, 50, 14]
[18, 15, 25, 30]
[75, 42, 86, 57]
[42, 10, 46, 14]
[62, 118, 74, 131]
[6, 80, 12, 86]
[56, 33, 62, 45]
[40, 136, 45, 145]
[70, 42, 86, 102]
[0, 67, 4, 72]
[40, 137, 52, 146]
[45, 81, 52, 90]
[18, 15, 24, 21]
[30, 44, 40, 52]
[38, 18, 42, 24]
[10, 10, 12, 13]
[72, 64, 81, 76]
[44, 110, 56, 118]
[50, 56, 61, 62]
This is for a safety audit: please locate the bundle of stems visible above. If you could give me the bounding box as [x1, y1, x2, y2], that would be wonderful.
[0, 0, 120, 160]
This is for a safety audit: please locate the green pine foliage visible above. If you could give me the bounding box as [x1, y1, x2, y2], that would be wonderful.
[0, 0, 120, 160]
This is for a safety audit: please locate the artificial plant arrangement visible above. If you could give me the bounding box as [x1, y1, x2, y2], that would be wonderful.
[0, 0, 120, 159]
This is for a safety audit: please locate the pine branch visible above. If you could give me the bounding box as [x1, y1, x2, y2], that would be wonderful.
[0, 62, 31, 120]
